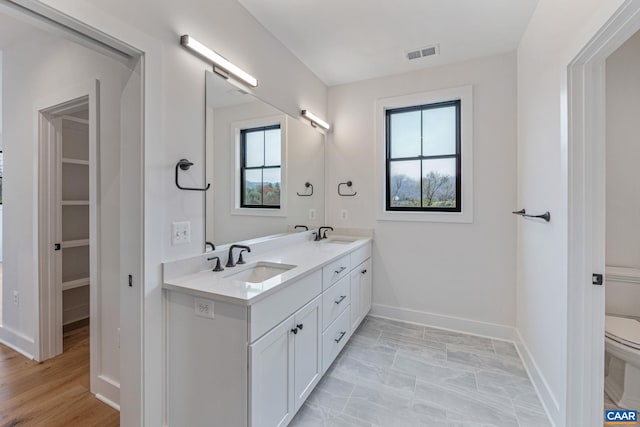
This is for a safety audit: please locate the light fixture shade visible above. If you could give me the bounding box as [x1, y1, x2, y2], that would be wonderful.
[180, 35, 258, 88]
[301, 110, 330, 130]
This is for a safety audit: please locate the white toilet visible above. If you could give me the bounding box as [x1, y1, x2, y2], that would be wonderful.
[605, 315, 640, 409]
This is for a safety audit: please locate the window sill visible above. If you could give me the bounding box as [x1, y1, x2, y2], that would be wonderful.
[231, 207, 287, 218]
[376, 209, 472, 224]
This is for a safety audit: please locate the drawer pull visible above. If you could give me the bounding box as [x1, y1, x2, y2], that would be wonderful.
[290, 328, 298, 335]
[334, 266, 347, 274]
[334, 295, 347, 305]
[361, 269, 367, 274]
[334, 331, 347, 343]
[296, 323, 304, 330]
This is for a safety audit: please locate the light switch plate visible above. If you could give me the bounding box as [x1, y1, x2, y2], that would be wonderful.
[172, 221, 191, 245]
[194, 298, 214, 319]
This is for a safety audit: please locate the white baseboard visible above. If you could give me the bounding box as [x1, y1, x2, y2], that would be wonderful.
[369, 304, 557, 427]
[513, 329, 559, 427]
[0, 324, 35, 359]
[96, 392, 121, 412]
[370, 303, 517, 341]
[94, 374, 120, 409]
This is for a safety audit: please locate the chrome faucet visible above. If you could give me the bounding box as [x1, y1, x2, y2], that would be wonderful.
[226, 244, 251, 268]
[318, 226, 334, 240]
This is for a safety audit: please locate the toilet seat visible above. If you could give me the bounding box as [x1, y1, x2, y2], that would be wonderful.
[606, 315, 640, 351]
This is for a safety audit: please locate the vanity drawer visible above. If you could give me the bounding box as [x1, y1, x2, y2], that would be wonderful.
[322, 275, 350, 330]
[350, 243, 371, 268]
[322, 308, 351, 374]
[249, 269, 322, 343]
[322, 255, 351, 290]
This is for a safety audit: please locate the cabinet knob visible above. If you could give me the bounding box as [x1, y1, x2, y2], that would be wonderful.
[361, 269, 367, 274]
[296, 323, 304, 330]
[290, 328, 298, 335]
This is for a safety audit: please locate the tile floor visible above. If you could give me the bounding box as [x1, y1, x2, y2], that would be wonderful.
[290, 316, 551, 427]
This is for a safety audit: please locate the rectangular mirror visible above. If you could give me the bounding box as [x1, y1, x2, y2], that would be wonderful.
[205, 71, 325, 246]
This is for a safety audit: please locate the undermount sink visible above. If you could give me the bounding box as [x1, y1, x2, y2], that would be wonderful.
[224, 262, 296, 283]
[324, 237, 358, 245]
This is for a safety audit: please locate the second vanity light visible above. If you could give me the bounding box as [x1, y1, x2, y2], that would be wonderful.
[301, 109, 331, 131]
[180, 34, 258, 87]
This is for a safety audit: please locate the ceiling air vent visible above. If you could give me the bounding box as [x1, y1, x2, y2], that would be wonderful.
[406, 44, 439, 61]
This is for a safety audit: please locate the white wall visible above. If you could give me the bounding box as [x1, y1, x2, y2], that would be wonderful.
[605, 30, 640, 319]
[1, 29, 135, 396]
[327, 52, 517, 330]
[606, 31, 640, 271]
[36, 0, 327, 424]
[516, 1, 626, 425]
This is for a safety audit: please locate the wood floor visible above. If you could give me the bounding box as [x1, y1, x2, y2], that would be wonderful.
[0, 324, 119, 427]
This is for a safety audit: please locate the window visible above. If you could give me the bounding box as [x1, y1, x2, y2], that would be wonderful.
[375, 86, 472, 223]
[240, 125, 281, 208]
[386, 100, 460, 212]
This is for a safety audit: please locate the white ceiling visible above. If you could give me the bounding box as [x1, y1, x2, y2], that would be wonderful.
[237, 0, 539, 86]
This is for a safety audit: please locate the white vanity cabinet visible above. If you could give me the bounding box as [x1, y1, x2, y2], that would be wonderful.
[164, 238, 372, 427]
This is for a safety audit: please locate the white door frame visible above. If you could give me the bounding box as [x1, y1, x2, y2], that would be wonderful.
[0, 0, 164, 425]
[37, 88, 96, 364]
[566, 1, 640, 425]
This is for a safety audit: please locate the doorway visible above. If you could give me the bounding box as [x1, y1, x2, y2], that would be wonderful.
[38, 95, 94, 361]
[0, 2, 145, 422]
[567, 1, 640, 425]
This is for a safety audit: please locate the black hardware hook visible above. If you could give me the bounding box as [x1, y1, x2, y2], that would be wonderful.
[512, 209, 551, 222]
[297, 182, 314, 197]
[338, 180, 357, 197]
[175, 158, 211, 191]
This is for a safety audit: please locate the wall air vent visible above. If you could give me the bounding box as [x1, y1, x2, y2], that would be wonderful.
[406, 44, 439, 61]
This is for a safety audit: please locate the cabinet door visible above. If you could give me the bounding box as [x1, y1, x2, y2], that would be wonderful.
[359, 258, 372, 318]
[249, 315, 295, 427]
[350, 269, 362, 332]
[293, 296, 322, 411]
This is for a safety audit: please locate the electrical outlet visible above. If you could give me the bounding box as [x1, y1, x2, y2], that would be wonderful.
[12, 291, 19, 306]
[309, 209, 316, 220]
[340, 209, 348, 221]
[172, 221, 191, 245]
[195, 298, 215, 319]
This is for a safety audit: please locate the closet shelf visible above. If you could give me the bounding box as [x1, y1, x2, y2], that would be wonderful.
[61, 239, 89, 249]
[62, 200, 89, 206]
[62, 158, 90, 166]
[62, 277, 90, 291]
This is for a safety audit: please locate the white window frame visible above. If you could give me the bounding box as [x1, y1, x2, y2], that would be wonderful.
[375, 85, 473, 223]
[230, 114, 287, 217]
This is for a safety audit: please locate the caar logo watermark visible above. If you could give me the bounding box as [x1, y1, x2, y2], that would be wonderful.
[605, 410, 638, 425]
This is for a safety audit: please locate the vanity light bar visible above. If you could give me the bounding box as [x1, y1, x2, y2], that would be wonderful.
[180, 35, 258, 88]
[301, 110, 330, 131]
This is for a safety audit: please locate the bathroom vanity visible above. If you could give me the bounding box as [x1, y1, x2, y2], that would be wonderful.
[163, 232, 372, 426]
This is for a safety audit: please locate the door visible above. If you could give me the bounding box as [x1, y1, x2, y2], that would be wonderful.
[359, 259, 372, 318]
[293, 296, 322, 411]
[350, 269, 362, 331]
[119, 60, 144, 424]
[250, 315, 295, 427]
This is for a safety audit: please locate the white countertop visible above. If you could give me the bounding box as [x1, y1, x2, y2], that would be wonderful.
[163, 236, 372, 305]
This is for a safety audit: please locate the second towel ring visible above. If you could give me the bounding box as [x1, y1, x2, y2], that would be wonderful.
[338, 181, 357, 197]
[297, 182, 314, 197]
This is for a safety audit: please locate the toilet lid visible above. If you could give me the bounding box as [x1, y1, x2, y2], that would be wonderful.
[605, 315, 640, 350]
